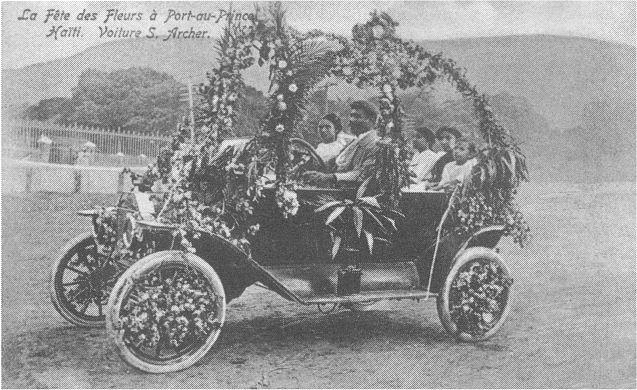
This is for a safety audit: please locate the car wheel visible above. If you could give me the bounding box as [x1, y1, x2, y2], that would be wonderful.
[106, 250, 226, 373]
[437, 246, 513, 342]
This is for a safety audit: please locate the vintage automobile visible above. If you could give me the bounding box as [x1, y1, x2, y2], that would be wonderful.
[48, 136, 513, 373]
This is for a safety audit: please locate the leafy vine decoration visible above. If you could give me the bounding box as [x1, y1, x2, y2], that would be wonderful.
[134, 7, 529, 258]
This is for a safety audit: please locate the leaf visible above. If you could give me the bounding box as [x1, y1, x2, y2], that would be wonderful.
[325, 206, 345, 226]
[363, 230, 374, 254]
[358, 196, 381, 208]
[353, 206, 363, 237]
[314, 200, 343, 213]
[356, 177, 373, 199]
[331, 234, 342, 259]
[381, 215, 397, 232]
[362, 208, 388, 234]
[506, 150, 516, 179]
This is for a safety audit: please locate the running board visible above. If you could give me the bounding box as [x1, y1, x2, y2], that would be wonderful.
[301, 290, 437, 305]
[262, 262, 423, 304]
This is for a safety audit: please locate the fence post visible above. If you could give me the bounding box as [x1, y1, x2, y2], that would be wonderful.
[117, 170, 125, 192]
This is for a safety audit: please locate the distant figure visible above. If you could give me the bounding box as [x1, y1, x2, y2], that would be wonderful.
[315, 113, 355, 165]
[428, 126, 463, 183]
[428, 137, 477, 191]
[76, 147, 90, 166]
[409, 126, 445, 183]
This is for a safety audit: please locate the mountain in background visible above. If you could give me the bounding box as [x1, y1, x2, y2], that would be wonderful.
[2, 34, 635, 182]
[3, 35, 635, 130]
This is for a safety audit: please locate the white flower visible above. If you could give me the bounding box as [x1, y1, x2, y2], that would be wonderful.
[342, 67, 353, 76]
[274, 39, 282, 46]
[252, 40, 262, 49]
[372, 25, 384, 38]
[277, 94, 285, 101]
[288, 84, 298, 93]
[275, 187, 299, 218]
[275, 124, 285, 133]
[286, 70, 293, 76]
[382, 84, 393, 95]
[278, 60, 288, 69]
[277, 101, 287, 111]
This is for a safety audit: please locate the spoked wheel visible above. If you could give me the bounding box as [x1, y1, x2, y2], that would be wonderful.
[437, 246, 513, 342]
[106, 251, 226, 373]
[50, 232, 124, 327]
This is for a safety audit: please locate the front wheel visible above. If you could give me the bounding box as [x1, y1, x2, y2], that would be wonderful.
[437, 247, 513, 342]
[50, 233, 119, 327]
[106, 251, 226, 373]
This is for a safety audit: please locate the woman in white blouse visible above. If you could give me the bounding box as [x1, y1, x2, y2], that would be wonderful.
[315, 113, 355, 166]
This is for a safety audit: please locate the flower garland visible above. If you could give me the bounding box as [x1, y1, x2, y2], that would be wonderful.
[448, 260, 513, 335]
[138, 8, 530, 259]
[327, 11, 529, 245]
[119, 267, 222, 351]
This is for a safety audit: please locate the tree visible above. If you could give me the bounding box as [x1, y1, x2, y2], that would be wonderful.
[22, 97, 74, 122]
[24, 67, 187, 134]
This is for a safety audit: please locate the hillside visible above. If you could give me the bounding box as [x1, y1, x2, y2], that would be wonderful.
[3, 35, 635, 130]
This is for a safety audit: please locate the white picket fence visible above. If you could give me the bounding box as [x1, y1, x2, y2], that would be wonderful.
[2, 120, 172, 167]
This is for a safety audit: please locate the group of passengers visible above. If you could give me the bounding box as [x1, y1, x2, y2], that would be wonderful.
[303, 100, 477, 191]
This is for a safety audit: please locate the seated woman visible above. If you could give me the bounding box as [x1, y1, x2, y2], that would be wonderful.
[315, 113, 355, 167]
[427, 137, 477, 192]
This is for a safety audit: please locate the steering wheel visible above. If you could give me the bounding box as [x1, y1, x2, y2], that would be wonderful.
[289, 138, 327, 173]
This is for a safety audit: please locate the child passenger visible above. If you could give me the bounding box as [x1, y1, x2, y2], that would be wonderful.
[427, 137, 477, 191]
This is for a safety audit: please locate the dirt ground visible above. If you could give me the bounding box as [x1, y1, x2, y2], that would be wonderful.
[2, 182, 635, 388]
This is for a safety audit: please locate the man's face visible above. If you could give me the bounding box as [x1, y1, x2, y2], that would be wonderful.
[349, 108, 373, 136]
[453, 141, 471, 164]
[438, 131, 457, 152]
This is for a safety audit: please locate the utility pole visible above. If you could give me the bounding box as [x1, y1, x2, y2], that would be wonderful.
[187, 78, 195, 143]
[323, 82, 337, 115]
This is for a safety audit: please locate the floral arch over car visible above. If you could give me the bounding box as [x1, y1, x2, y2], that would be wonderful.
[139, 6, 529, 256]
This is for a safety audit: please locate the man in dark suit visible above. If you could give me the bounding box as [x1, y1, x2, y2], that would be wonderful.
[428, 126, 462, 183]
[303, 100, 380, 186]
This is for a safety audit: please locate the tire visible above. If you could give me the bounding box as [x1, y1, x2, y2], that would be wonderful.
[106, 250, 226, 373]
[437, 247, 513, 342]
[50, 232, 117, 328]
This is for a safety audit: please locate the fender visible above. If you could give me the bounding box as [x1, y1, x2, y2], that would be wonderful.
[193, 232, 300, 303]
[459, 225, 506, 252]
[422, 225, 506, 293]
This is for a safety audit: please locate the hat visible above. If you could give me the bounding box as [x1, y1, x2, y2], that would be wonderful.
[322, 113, 343, 134]
[415, 126, 436, 145]
[435, 126, 462, 139]
[350, 100, 379, 121]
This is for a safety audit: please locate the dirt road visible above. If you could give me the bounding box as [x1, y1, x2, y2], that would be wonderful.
[2, 182, 635, 388]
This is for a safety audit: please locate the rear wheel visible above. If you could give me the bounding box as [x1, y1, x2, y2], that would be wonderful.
[437, 247, 513, 342]
[106, 251, 226, 373]
[50, 233, 123, 327]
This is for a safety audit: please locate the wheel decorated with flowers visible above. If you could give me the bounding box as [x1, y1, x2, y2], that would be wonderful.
[106, 251, 226, 373]
[437, 247, 513, 342]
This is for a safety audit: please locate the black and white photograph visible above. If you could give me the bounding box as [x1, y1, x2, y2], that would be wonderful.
[1, 1, 635, 388]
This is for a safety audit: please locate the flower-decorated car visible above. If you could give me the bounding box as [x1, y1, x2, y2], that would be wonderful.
[52, 7, 528, 373]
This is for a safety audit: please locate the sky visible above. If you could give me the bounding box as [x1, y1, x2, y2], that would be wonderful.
[1, 1, 635, 70]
